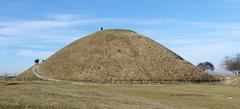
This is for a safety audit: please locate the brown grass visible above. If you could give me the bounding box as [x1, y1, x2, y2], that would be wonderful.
[226, 76, 240, 85]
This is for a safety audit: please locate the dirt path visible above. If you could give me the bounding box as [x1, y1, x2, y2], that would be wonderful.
[32, 65, 85, 84]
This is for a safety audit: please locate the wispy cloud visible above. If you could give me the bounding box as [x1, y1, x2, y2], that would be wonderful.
[154, 34, 240, 70]
[16, 50, 54, 58]
[139, 20, 240, 71]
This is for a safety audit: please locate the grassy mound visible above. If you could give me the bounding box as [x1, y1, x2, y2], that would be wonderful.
[18, 29, 218, 82]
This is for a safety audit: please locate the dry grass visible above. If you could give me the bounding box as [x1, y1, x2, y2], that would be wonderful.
[19, 29, 217, 82]
[16, 67, 39, 80]
[0, 80, 240, 109]
[226, 76, 240, 85]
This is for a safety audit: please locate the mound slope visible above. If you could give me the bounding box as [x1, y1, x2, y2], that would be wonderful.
[18, 29, 217, 82]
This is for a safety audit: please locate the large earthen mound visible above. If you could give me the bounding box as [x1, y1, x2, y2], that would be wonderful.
[18, 29, 217, 82]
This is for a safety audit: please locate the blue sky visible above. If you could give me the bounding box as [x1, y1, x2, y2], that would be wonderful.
[0, 0, 240, 75]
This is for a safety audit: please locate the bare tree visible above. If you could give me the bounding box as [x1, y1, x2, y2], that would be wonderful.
[197, 62, 215, 72]
[222, 53, 240, 75]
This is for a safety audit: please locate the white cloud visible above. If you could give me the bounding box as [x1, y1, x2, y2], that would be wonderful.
[0, 16, 124, 37]
[16, 50, 54, 58]
[0, 16, 128, 49]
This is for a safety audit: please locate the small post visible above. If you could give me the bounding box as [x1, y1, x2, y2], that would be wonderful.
[4, 73, 8, 80]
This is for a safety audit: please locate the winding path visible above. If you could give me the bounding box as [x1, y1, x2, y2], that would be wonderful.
[32, 65, 85, 84]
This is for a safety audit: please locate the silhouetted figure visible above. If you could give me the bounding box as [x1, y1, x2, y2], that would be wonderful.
[101, 27, 103, 30]
[35, 59, 39, 64]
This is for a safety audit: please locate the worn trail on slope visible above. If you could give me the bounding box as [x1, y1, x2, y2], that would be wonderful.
[32, 65, 85, 84]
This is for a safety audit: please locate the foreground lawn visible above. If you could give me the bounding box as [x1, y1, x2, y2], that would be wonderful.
[0, 81, 239, 109]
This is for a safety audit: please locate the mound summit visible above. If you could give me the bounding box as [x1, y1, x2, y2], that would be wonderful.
[18, 29, 217, 82]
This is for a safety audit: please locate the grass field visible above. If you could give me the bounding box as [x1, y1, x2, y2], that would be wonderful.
[0, 81, 239, 109]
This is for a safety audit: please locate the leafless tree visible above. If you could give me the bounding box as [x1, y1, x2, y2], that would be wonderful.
[222, 53, 240, 75]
